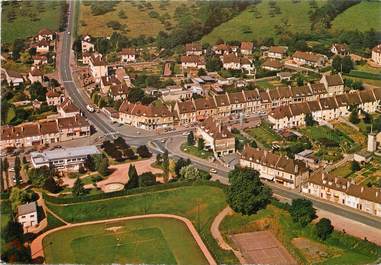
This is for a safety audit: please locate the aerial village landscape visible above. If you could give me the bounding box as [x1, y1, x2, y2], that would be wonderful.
[1, 0, 381, 264]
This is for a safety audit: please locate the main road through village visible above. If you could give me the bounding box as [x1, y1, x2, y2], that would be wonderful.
[61, 2, 381, 230]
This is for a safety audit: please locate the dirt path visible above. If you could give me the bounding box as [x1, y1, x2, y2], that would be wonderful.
[31, 214, 217, 265]
[210, 206, 247, 264]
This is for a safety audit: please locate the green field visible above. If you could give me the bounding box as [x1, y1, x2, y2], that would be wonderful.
[1, 200, 11, 246]
[78, 1, 192, 38]
[181, 143, 213, 160]
[202, 0, 325, 43]
[43, 217, 208, 265]
[45, 184, 238, 264]
[331, 1, 381, 33]
[1, 1, 63, 44]
[221, 204, 381, 265]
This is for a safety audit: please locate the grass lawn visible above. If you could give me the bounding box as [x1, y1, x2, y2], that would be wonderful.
[202, 0, 325, 43]
[331, 1, 381, 33]
[1, 1, 63, 44]
[354, 64, 381, 75]
[78, 1, 191, 38]
[334, 123, 366, 146]
[181, 143, 213, 160]
[330, 163, 354, 178]
[43, 217, 208, 265]
[46, 212, 66, 231]
[46, 184, 237, 264]
[1, 200, 12, 245]
[299, 126, 354, 148]
[343, 75, 381, 88]
[245, 123, 282, 148]
[220, 204, 381, 265]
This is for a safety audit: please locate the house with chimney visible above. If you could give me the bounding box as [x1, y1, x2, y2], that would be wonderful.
[302, 172, 381, 217]
[108, 84, 130, 101]
[262, 58, 283, 71]
[46, 89, 64, 106]
[266, 46, 288, 59]
[35, 39, 51, 54]
[240, 42, 254, 55]
[320, 73, 344, 95]
[36, 28, 54, 41]
[196, 117, 235, 157]
[3, 69, 24, 87]
[240, 146, 309, 189]
[32, 55, 48, 66]
[222, 54, 253, 73]
[81, 35, 94, 53]
[28, 67, 44, 84]
[58, 98, 80, 118]
[89, 53, 107, 81]
[100, 75, 121, 94]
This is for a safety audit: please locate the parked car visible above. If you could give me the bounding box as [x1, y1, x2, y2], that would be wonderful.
[209, 168, 217, 174]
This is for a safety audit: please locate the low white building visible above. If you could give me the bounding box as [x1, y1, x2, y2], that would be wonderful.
[161, 86, 192, 102]
[31, 145, 100, 172]
[371, 44, 381, 66]
[17, 202, 38, 228]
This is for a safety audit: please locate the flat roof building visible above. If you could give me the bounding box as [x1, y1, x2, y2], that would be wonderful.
[31, 145, 100, 172]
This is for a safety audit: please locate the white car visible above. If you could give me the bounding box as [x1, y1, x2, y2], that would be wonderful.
[209, 168, 217, 174]
[182, 132, 189, 136]
[86, 104, 95, 112]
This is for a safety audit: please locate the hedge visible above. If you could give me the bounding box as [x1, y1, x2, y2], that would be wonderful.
[43, 180, 227, 205]
[346, 71, 381, 80]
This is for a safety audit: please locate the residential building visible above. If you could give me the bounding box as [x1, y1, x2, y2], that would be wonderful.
[185, 42, 203, 56]
[57, 98, 80, 117]
[371, 44, 381, 66]
[120, 48, 136, 63]
[109, 84, 130, 101]
[331, 43, 349, 56]
[196, 117, 235, 157]
[0, 115, 90, 149]
[240, 41, 254, 55]
[46, 89, 64, 106]
[36, 28, 53, 41]
[31, 145, 100, 172]
[28, 67, 43, 84]
[262, 58, 283, 71]
[240, 146, 309, 189]
[320, 73, 344, 95]
[3, 69, 24, 86]
[292, 51, 328, 68]
[174, 100, 197, 125]
[119, 101, 174, 130]
[181, 55, 206, 69]
[212, 44, 232, 55]
[81, 35, 94, 53]
[266, 46, 288, 59]
[32, 55, 48, 65]
[194, 97, 218, 122]
[100, 75, 121, 94]
[160, 86, 192, 102]
[17, 202, 38, 228]
[35, 39, 50, 54]
[302, 172, 381, 217]
[89, 53, 107, 81]
[222, 54, 253, 72]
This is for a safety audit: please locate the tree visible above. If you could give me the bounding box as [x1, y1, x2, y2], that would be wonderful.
[250, 140, 257, 148]
[197, 138, 205, 150]
[187, 131, 195, 146]
[316, 218, 334, 240]
[28, 166, 52, 187]
[226, 167, 272, 215]
[72, 177, 85, 197]
[126, 164, 139, 189]
[351, 161, 361, 171]
[363, 111, 372, 124]
[3, 158, 9, 190]
[29, 81, 47, 101]
[349, 109, 360, 124]
[305, 113, 315, 126]
[341, 56, 354, 73]
[9, 188, 37, 211]
[124, 148, 137, 160]
[197, 68, 207, 76]
[127, 87, 145, 103]
[332, 56, 342, 73]
[289, 199, 316, 227]
[43, 176, 60, 193]
[97, 157, 110, 177]
[139, 172, 156, 187]
[84, 155, 96, 171]
[14, 156, 21, 185]
[156, 153, 162, 165]
[180, 165, 201, 180]
[206, 56, 222, 72]
[175, 158, 191, 178]
[137, 145, 152, 158]
[12, 39, 25, 60]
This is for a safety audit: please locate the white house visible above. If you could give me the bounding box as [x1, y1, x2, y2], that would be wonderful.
[371, 44, 381, 66]
[3, 69, 24, 87]
[120, 48, 136, 63]
[17, 202, 38, 228]
[89, 54, 107, 81]
[28, 67, 44, 84]
[81, 35, 94, 53]
[320, 73, 344, 95]
[35, 39, 50, 54]
[292, 51, 327, 68]
[266, 46, 288, 59]
[181, 55, 206, 69]
[185, 42, 203, 56]
[57, 98, 80, 118]
[36, 28, 53, 41]
[331, 43, 349, 56]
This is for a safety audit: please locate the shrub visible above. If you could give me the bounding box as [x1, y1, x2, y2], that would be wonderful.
[137, 145, 152, 158]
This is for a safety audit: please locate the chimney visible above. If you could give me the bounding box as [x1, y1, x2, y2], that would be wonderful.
[294, 164, 298, 173]
[219, 122, 222, 133]
[361, 187, 364, 193]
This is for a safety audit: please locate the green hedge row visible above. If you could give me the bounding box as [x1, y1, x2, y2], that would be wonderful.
[347, 71, 381, 80]
[43, 180, 227, 205]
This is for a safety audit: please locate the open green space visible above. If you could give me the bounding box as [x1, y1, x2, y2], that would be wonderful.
[181, 143, 213, 160]
[1, 1, 63, 44]
[79, 1, 192, 38]
[330, 163, 354, 178]
[245, 123, 282, 149]
[220, 204, 381, 265]
[331, 1, 381, 33]
[1, 200, 12, 246]
[46, 184, 237, 264]
[334, 123, 366, 146]
[43, 217, 208, 265]
[354, 64, 381, 75]
[202, 0, 325, 43]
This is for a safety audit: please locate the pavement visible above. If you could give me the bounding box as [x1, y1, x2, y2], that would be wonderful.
[30, 213, 217, 265]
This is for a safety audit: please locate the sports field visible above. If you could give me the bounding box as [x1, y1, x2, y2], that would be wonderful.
[43, 217, 208, 265]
